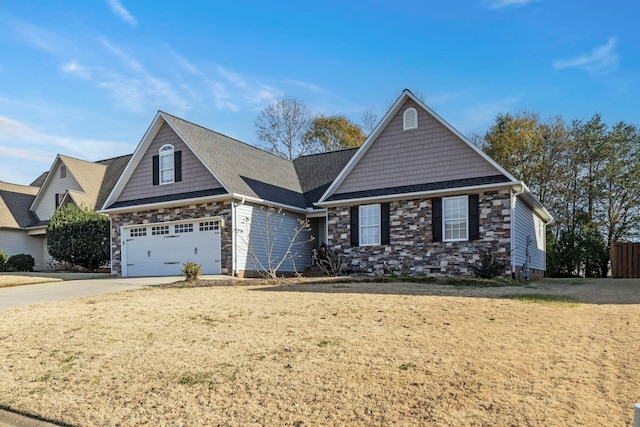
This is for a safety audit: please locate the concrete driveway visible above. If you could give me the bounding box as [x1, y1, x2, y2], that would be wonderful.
[0, 276, 188, 312]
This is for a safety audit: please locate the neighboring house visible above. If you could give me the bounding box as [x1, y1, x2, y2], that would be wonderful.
[0, 154, 131, 270]
[101, 89, 551, 278]
[0, 182, 41, 266]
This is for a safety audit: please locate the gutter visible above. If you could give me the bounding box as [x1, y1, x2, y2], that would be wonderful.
[232, 196, 246, 277]
[315, 182, 516, 208]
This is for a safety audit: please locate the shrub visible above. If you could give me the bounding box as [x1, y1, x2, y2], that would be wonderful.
[181, 261, 202, 282]
[6, 254, 35, 272]
[471, 248, 507, 279]
[315, 246, 344, 276]
[46, 204, 110, 271]
[0, 250, 7, 271]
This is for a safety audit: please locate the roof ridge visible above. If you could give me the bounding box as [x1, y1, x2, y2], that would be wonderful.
[95, 153, 133, 164]
[295, 147, 359, 160]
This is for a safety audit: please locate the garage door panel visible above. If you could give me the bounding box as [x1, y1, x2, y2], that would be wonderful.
[123, 220, 221, 277]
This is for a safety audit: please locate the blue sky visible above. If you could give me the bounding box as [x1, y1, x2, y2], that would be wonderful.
[1, 0, 638, 185]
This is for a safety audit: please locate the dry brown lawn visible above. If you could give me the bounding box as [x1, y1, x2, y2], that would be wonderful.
[0, 273, 109, 288]
[0, 279, 639, 426]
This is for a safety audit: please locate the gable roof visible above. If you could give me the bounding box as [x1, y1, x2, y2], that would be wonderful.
[293, 148, 358, 208]
[104, 112, 351, 211]
[318, 89, 519, 204]
[25, 153, 132, 228]
[0, 182, 39, 229]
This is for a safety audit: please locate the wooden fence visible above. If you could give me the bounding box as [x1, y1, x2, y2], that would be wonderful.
[610, 243, 640, 278]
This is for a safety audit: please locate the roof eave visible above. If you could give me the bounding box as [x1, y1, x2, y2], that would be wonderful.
[315, 182, 516, 207]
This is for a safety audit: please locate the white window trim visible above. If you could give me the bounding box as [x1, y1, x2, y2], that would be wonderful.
[159, 144, 175, 185]
[359, 204, 381, 246]
[403, 107, 418, 130]
[442, 195, 469, 242]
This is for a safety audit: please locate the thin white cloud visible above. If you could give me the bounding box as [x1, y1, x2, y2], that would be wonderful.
[207, 81, 239, 112]
[216, 66, 248, 89]
[13, 21, 68, 55]
[287, 80, 324, 93]
[554, 37, 619, 74]
[101, 38, 145, 73]
[0, 116, 129, 160]
[0, 145, 52, 163]
[61, 60, 91, 80]
[106, 0, 138, 27]
[485, 0, 537, 9]
[96, 39, 190, 114]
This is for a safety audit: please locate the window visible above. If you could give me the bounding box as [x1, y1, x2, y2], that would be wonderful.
[359, 204, 381, 246]
[403, 107, 418, 130]
[443, 196, 468, 241]
[60, 165, 67, 179]
[159, 144, 174, 184]
[130, 228, 147, 237]
[199, 220, 219, 231]
[151, 225, 170, 235]
[175, 223, 193, 233]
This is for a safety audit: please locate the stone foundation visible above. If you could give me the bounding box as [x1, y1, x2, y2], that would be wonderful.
[109, 201, 233, 276]
[327, 190, 512, 277]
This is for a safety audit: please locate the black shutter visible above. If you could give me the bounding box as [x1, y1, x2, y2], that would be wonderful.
[350, 206, 359, 247]
[55, 193, 60, 208]
[432, 197, 442, 242]
[174, 151, 182, 182]
[381, 203, 390, 245]
[152, 155, 159, 186]
[468, 194, 480, 241]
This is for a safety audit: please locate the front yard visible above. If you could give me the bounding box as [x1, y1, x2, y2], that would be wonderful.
[0, 279, 638, 426]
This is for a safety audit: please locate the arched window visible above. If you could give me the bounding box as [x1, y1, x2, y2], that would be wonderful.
[403, 107, 418, 130]
[159, 144, 175, 184]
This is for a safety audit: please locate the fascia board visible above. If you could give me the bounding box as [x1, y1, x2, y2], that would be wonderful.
[515, 182, 553, 223]
[315, 182, 515, 208]
[99, 193, 231, 214]
[317, 92, 410, 204]
[29, 155, 62, 212]
[317, 89, 519, 205]
[229, 193, 308, 214]
[100, 112, 165, 211]
[408, 92, 520, 184]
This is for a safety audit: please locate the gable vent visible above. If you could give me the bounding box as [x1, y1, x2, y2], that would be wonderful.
[403, 107, 418, 130]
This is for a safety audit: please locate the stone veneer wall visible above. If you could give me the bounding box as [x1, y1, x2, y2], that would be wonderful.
[109, 201, 233, 276]
[327, 190, 512, 276]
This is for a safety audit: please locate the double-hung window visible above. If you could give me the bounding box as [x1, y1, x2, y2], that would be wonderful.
[443, 196, 468, 241]
[159, 144, 175, 184]
[359, 204, 381, 246]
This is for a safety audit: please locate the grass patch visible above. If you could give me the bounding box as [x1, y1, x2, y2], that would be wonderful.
[504, 293, 580, 305]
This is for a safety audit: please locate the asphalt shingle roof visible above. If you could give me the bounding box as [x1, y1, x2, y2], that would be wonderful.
[0, 182, 39, 228]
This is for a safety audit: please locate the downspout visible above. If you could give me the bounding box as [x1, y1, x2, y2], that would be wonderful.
[511, 183, 526, 278]
[232, 196, 246, 277]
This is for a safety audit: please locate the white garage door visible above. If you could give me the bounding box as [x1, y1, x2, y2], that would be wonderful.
[122, 219, 221, 277]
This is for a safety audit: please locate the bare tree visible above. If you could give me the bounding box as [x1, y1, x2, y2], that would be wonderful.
[254, 97, 312, 160]
[361, 108, 378, 137]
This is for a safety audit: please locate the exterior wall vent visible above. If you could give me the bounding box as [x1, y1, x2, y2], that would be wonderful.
[403, 107, 418, 130]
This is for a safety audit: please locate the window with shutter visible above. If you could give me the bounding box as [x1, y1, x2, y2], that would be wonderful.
[443, 196, 468, 241]
[403, 107, 418, 130]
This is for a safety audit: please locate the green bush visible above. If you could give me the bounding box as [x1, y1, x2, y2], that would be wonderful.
[6, 254, 35, 272]
[181, 261, 202, 283]
[46, 204, 110, 271]
[0, 250, 7, 271]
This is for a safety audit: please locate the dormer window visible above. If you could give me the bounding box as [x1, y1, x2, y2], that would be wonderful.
[403, 107, 418, 130]
[60, 165, 67, 179]
[159, 144, 175, 185]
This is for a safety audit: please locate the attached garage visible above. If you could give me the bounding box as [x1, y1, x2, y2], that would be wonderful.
[121, 218, 222, 277]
